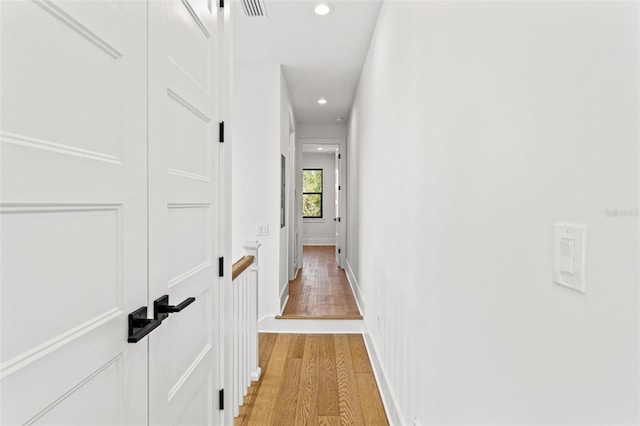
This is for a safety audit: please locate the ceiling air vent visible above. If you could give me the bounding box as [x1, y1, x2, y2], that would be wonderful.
[240, 0, 267, 17]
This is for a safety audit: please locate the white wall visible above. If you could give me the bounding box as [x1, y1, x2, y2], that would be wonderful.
[302, 153, 336, 245]
[348, 2, 639, 425]
[232, 63, 295, 319]
[346, 110, 360, 299]
[280, 70, 295, 310]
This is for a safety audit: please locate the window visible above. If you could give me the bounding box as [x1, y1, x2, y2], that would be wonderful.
[302, 169, 323, 218]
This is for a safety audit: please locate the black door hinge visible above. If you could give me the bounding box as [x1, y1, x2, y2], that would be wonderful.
[219, 121, 224, 143]
[219, 0, 224, 8]
[338, 248, 341, 254]
[219, 389, 224, 410]
[338, 185, 341, 191]
[338, 217, 341, 222]
[218, 257, 224, 277]
[338, 154, 341, 159]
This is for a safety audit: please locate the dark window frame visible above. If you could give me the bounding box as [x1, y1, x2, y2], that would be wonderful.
[302, 168, 323, 219]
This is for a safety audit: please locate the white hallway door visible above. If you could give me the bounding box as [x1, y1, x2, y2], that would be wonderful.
[148, 0, 221, 425]
[0, 1, 222, 425]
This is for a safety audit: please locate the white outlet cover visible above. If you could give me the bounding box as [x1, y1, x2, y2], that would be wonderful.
[553, 223, 586, 293]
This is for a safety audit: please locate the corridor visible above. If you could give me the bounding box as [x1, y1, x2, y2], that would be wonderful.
[279, 246, 361, 319]
[2, 0, 638, 424]
[235, 334, 387, 425]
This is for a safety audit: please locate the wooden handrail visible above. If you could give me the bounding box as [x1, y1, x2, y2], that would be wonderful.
[232, 255, 254, 280]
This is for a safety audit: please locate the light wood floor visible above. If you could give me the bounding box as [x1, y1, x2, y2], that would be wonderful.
[235, 333, 388, 426]
[279, 246, 362, 319]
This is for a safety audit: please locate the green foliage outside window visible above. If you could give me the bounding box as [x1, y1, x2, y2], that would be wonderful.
[303, 169, 322, 218]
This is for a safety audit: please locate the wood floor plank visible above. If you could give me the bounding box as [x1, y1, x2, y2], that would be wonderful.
[280, 246, 361, 319]
[247, 334, 292, 426]
[236, 333, 278, 425]
[273, 357, 303, 424]
[318, 335, 339, 416]
[349, 334, 373, 374]
[236, 333, 387, 426]
[259, 333, 278, 367]
[295, 335, 319, 425]
[318, 415, 340, 426]
[288, 334, 306, 359]
[356, 373, 389, 425]
[334, 335, 365, 425]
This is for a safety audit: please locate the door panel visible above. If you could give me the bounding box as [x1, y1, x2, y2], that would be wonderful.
[166, 94, 213, 180]
[148, 0, 220, 424]
[1, 206, 121, 362]
[166, 0, 214, 92]
[29, 356, 124, 426]
[173, 375, 214, 426]
[167, 205, 213, 284]
[0, 1, 148, 425]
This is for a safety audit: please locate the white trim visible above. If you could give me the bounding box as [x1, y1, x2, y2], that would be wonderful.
[279, 282, 289, 312]
[303, 218, 325, 223]
[219, 1, 234, 424]
[32, 0, 124, 59]
[258, 316, 363, 334]
[167, 344, 211, 402]
[345, 259, 365, 315]
[362, 322, 405, 426]
[242, 240, 261, 251]
[303, 238, 334, 246]
[250, 367, 262, 382]
[1, 131, 122, 165]
[0, 308, 122, 379]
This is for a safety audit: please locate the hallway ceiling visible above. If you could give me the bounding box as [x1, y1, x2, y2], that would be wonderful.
[302, 143, 339, 153]
[233, 0, 383, 124]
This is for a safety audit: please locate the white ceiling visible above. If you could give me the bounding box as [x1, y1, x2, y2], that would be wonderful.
[233, 0, 383, 124]
[302, 143, 339, 153]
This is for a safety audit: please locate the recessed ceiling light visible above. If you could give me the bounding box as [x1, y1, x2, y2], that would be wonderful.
[317, 147, 324, 150]
[314, 3, 332, 16]
[317, 98, 327, 105]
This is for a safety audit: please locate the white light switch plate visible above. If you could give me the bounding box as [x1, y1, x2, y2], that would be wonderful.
[553, 223, 586, 293]
[255, 223, 268, 236]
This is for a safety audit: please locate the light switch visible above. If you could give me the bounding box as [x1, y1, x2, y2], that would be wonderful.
[553, 223, 586, 293]
[255, 223, 268, 236]
[559, 237, 575, 275]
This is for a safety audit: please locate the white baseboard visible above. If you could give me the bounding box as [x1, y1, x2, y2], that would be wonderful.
[290, 266, 300, 281]
[345, 259, 365, 315]
[362, 322, 405, 426]
[250, 367, 262, 382]
[279, 282, 289, 313]
[303, 238, 334, 245]
[259, 316, 364, 334]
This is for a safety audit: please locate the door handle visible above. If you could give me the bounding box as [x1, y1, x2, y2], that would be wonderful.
[154, 295, 196, 321]
[128, 306, 162, 343]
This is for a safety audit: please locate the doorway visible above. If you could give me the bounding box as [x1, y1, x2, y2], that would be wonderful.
[278, 139, 359, 319]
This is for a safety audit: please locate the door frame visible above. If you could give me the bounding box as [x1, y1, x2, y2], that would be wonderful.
[219, 0, 234, 424]
[297, 138, 347, 269]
